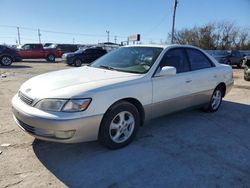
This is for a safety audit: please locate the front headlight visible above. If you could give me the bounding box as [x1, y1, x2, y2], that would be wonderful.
[62, 99, 91, 112]
[67, 54, 74, 58]
[34, 98, 91, 112]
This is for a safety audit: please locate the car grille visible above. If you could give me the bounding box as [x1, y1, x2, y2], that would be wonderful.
[18, 91, 33, 105]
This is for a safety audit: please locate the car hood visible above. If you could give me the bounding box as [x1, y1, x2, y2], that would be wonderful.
[19, 66, 142, 99]
[63, 52, 77, 56]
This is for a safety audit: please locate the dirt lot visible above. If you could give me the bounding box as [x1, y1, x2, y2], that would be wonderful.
[0, 60, 250, 188]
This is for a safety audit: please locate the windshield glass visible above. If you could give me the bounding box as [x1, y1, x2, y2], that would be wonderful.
[75, 48, 84, 53]
[90, 47, 163, 74]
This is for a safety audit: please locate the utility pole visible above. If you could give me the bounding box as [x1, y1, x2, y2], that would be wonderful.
[114, 36, 117, 44]
[171, 0, 178, 44]
[73, 38, 75, 44]
[17, 27, 21, 45]
[38, 28, 41, 43]
[106, 30, 110, 43]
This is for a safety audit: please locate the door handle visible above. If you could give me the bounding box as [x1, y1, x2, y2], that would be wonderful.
[185, 80, 192, 83]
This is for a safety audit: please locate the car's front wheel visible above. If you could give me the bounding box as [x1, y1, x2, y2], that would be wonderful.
[74, 58, 82, 67]
[205, 86, 223, 112]
[0, 56, 13, 66]
[237, 61, 243, 68]
[99, 101, 140, 149]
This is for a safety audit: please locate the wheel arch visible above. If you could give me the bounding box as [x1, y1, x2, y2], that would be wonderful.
[216, 82, 226, 97]
[0, 54, 13, 61]
[100, 97, 145, 127]
[97, 97, 145, 141]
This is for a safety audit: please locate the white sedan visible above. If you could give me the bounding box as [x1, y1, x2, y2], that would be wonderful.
[12, 44, 233, 149]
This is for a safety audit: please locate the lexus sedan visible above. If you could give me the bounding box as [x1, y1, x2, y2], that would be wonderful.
[12, 45, 233, 149]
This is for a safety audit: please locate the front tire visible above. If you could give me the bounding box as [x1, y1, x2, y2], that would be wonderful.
[204, 86, 223, 112]
[237, 61, 243, 68]
[99, 101, 140, 149]
[0, 56, 13, 66]
[74, 58, 82, 67]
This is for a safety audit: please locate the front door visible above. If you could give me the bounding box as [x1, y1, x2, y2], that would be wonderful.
[151, 48, 192, 118]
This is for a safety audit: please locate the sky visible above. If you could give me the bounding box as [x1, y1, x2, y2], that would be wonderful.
[0, 0, 249, 45]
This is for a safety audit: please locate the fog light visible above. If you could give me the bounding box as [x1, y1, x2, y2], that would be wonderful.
[54, 130, 75, 139]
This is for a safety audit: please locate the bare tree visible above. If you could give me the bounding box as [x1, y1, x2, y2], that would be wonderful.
[170, 21, 250, 50]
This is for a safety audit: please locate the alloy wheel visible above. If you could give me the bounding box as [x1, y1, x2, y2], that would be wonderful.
[1, 56, 12, 66]
[109, 111, 135, 143]
[211, 89, 222, 110]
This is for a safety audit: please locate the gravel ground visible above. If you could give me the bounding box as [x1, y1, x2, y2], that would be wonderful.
[0, 61, 250, 188]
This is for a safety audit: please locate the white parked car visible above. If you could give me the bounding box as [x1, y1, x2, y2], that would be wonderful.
[12, 45, 233, 149]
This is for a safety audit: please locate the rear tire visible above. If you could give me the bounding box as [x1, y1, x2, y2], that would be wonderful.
[46, 54, 55, 62]
[204, 86, 223, 112]
[99, 101, 140, 149]
[0, 56, 13, 66]
[74, 58, 82, 67]
[237, 61, 243, 68]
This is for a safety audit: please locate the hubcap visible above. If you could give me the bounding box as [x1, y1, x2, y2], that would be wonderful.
[109, 111, 135, 143]
[211, 90, 222, 110]
[75, 59, 81, 66]
[49, 55, 54, 61]
[2, 57, 11, 65]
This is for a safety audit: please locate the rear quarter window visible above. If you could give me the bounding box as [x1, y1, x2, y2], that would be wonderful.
[186, 49, 213, 71]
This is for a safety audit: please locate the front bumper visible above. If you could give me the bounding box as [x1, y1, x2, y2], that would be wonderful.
[12, 94, 103, 143]
[13, 55, 22, 62]
[62, 57, 74, 65]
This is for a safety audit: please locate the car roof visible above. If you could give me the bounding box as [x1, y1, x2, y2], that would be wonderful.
[125, 44, 200, 50]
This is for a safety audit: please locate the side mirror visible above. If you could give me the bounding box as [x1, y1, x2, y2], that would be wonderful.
[155, 66, 176, 77]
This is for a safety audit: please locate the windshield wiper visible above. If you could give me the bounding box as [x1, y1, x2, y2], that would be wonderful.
[99, 65, 116, 71]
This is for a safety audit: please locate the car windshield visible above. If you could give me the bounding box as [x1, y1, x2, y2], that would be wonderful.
[75, 48, 84, 53]
[90, 47, 163, 74]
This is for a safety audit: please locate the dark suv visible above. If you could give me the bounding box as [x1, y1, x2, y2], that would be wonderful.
[0, 45, 22, 66]
[219, 50, 244, 68]
[243, 56, 250, 81]
[62, 48, 107, 67]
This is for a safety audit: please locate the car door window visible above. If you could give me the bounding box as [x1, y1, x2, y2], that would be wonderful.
[23, 44, 32, 50]
[85, 49, 93, 55]
[186, 49, 212, 71]
[159, 48, 190, 73]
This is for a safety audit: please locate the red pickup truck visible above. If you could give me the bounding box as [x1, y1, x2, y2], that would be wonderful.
[16, 43, 62, 62]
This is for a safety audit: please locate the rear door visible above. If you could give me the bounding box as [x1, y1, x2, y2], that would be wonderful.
[152, 48, 192, 118]
[185, 48, 218, 106]
[32, 44, 44, 58]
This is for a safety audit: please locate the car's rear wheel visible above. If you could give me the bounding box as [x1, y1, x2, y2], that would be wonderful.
[46, 54, 55, 62]
[99, 101, 140, 149]
[237, 61, 243, 68]
[74, 58, 82, 67]
[204, 86, 223, 112]
[0, 56, 13, 66]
